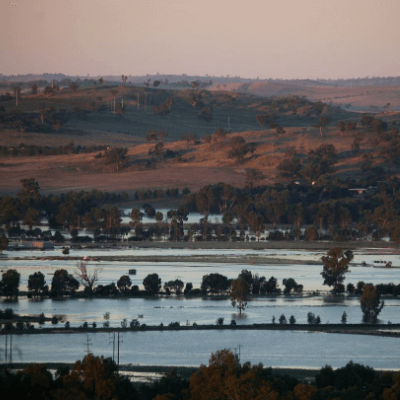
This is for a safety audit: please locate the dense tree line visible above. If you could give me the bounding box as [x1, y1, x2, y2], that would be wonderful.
[2, 177, 400, 243]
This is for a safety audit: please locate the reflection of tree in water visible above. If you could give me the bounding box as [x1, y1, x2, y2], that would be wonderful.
[1, 333, 23, 363]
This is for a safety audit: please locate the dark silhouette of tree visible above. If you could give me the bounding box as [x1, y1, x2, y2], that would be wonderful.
[360, 284, 384, 323]
[143, 273, 161, 295]
[28, 271, 48, 297]
[51, 269, 79, 297]
[321, 247, 353, 294]
[0, 269, 20, 298]
[201, 273, 230, 294]
[98, 77, 104, 86]
[117, 275, 132, 294]
[282, 278, 303, 294]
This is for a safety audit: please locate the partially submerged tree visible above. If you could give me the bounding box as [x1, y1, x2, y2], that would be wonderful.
[0, 269, 20, 298]
[143, 273, 161, 295]
[28, 271, 48, 297]
[75, 261, 101, 296]
[230, 278, 249, 315]
[321, 247, 353, 294]
[360, 284, 384, 323]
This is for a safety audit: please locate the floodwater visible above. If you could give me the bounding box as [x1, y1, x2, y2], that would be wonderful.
[3, 330, 400, 370]
[3, 295, 400, 327]
[1, 246, 400, 326]
[1, 245, 400, 369]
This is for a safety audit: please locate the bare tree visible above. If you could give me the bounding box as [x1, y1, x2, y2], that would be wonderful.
[75, 261, 101, 295]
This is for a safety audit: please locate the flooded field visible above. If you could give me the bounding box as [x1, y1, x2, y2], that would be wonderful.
[4, 330, 400, 370]
[1, 244, 400, 368]
[3, 295, 400, 327]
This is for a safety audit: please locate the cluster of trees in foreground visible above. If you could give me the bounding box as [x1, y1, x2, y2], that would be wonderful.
[2, 350, 400, 400]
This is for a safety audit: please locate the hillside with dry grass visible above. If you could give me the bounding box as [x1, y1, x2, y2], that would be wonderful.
[0, 82, 399, 196]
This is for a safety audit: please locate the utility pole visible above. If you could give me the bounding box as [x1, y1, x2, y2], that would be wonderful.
[109, 331, 115, 362]
[85, 334, 92, 354]
[117, 332, 120, 370]
[237, 344, 242, 363]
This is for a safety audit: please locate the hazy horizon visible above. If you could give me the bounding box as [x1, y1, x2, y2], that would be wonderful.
[1, 0, 399, 80]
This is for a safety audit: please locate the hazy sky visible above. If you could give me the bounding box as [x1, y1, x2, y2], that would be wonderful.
[1, 0, 399, 79]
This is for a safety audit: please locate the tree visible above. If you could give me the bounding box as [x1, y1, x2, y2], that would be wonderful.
[360, 284, 384, 323]
[0, 269, 20, 298]
[201, 273, 230, 294]
[28, 272, 47, 297]
[227, 136, 248, 164]
[75, 261, 101, 295]
[245, 169, 265, 188]
[105, 147, 127, 171]
[117, 275, 132, 295]
[51, 269, 79, 297]
[230, 278, 249, 315]
[69, 82, 79, 92]
[143, 273, 161, 295]
[64, 354, 137, 399]
[315, 116, 330, 137]
[98, 77, 104, 86]
[256, 114, 271, 129]
[341, 311, 347, 324]
[282, 278, 303, 294]
[279, 314, 287, 324]
[289, 315, 296, 325]
[31, 83, 38, 95]
[321, 247, 353, 294]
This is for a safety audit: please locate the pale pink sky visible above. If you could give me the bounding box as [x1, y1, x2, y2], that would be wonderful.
[1, 0, 399, 79]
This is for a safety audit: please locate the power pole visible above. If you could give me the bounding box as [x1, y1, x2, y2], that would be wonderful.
[109, 332, 115, 362]
[85, 334, 92, 354]
[9, 334, 12, 364]
[117, 332, 120, 369]
[237, 344, 242, 363]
